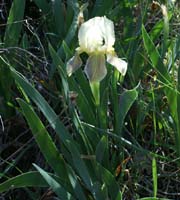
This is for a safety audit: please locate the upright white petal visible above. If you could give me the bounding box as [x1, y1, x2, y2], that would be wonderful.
[107, 54, 127, 76]
[78, 17, 102, 53]
[100, 16, 115, 49]
[78, 16, 115, 54]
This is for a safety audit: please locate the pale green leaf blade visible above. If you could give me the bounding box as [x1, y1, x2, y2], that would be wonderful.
[33, 164, 75, 200]
[4, 0, 26, 46]
[142, 25, 170, 81]
[10, 67, 72, 143]
[152, 157, 157, 197]
[119, 87, 138, 132]
[0, 172, 56, 193]
[17, 98, 68, 182]
[66, 141, 92, 191]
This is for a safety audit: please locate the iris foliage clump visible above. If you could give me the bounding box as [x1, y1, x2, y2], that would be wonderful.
[0, 0, 180, 199]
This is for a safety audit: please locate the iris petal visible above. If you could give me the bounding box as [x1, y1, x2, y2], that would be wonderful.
[66, 53, 82, 76]
[78, 16, 115, 54]
[100, 16, 115, 49]
[107, 54, 127, 76]
[66, 16, 128, 81]
[85, 54, 107, 82]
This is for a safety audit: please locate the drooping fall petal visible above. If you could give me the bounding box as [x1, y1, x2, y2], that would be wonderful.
[84, 54, 107, 82]
[66, 53, 82, 76]
[107, 54, 127, 76]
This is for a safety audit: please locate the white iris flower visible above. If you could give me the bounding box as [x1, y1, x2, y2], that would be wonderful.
[67, 16, 127, 82]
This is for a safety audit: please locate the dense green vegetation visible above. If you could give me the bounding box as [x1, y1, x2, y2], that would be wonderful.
[0, 0, 180, 199]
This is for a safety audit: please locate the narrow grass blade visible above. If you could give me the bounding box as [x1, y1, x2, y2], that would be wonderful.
[119, 87, 138, 133]
[111, 70, 121, 135]
[10, 67, 72, 142]
[99, 76, 109, 129]
[149, 20, 164, 41]
[142, 24, 178, 139]
[0, 172, 57, 193]
[176, 63, 180, 156]
[66, 166, 87, 200]
[52, 0, 65, 36]
[92, 182, 108, 200]
[142, 25, 170, 81]
[96, 136, 109, 168]
[10, 67, 93, 196]
[57, 1, 79, 57]
[69, 74, 97, 125]
[49, 43, 69, 98]
[17, 99, 69, 183]
[4, 0, 26, 46]
[95, 163, 122, 200]
[0, 0, 25, 115]
[152, 157, 157, 197]
[33, 164, 75, 200]
[66, 141, 92, 191]
[161, 5, 170, 57]
[143, 24, 180, 159]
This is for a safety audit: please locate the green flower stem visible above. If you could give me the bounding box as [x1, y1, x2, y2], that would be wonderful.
[90, 81, 104, 128]
[90, 81, 100, 106]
